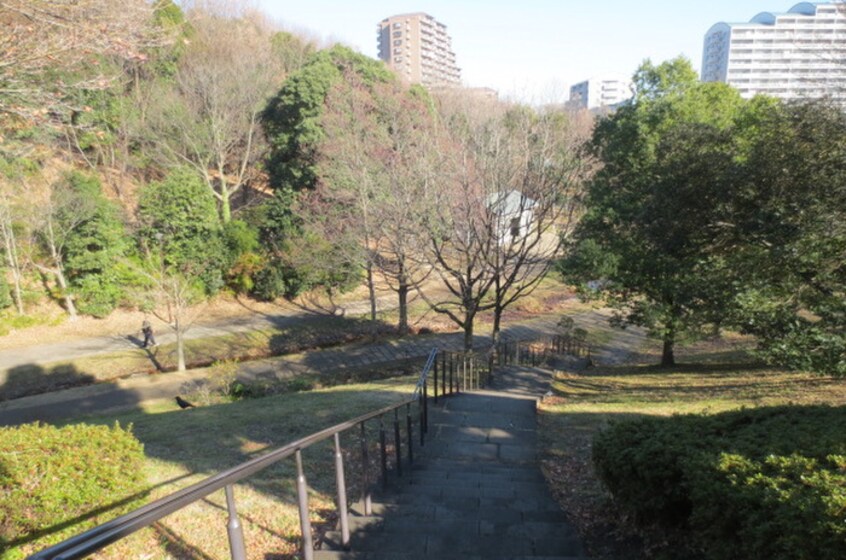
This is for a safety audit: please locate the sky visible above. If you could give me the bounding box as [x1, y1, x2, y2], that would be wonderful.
[255, 0, 817, 103]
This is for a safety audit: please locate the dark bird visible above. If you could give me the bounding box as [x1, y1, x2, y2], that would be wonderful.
[175, 396, 195, 409]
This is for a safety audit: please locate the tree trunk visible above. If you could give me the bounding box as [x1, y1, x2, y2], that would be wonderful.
[491, 304, 504, 347]
[661, 318, 676, 367]
[397, 280, 408, 336]
[366, 263, 377, 323]
[2, 225, 24, 314]
[175, 316, 186, 372]
[54, 267, 77, 321]
[220, 186, 232, 224]
[463, 311, 476, 351]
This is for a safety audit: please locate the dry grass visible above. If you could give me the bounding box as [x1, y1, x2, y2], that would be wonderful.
[538, 335, 846, 560]
[15, 377, 417, 559]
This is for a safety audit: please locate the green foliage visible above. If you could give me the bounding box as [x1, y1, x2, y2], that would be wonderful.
[270, 31, 316, 76]
[0, 422, 146, 557]
[567, 57, 747, 365]
[723, 102, 846, 376]
[0, 272, 11, 310]
[633, 56, 699, 101]
[137, 167, 225, 294]
[222, 219, 263, 294]
[57, 172, 130, 317]
[592, 406, 846, 560]
[262, 44, 395, 193]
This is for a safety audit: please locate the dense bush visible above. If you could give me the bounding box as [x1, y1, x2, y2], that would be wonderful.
[0, 422, 146, 558]
[593, 406, 846, 560]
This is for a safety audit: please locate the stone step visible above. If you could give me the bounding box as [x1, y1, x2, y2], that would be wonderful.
[386, 475, 551, 494]
[378, 480, 551, 501]
[314, 552, 582, 560]
[340, 515, 580, 540]
[320, 529, 584, 557]
[363, 492, 565, 513]
[348, 501, 575, 525]
[407, 459, 545, 479]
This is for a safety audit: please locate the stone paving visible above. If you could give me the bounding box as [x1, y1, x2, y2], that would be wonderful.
[316, 363, 589, 560]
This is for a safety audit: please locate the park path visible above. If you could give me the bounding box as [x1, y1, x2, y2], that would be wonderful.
[0, 308, 644, 426]
[0, 294, 400, 373]
[317, 362, 589, 559]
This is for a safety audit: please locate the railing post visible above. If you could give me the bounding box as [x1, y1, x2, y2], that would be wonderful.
[419, 391, 425, 447]
[433, 357, 438, 404]
[379, 415, 388, 489]
[295, 449, 314, 560]
[360, 422, 372, 515]
[449, 353, 455, 393]
[333, 433, 350, 549]
[442, 351, 447, 393]
[423, 379, 429, 434]
[441, 354, 447, 397]
[224, 485, 247, 560]
[393, 408, 402, 478]
[406, 402, 414, 464]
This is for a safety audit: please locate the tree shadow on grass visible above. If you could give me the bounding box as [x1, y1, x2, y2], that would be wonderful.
[48, 385, 416, 559]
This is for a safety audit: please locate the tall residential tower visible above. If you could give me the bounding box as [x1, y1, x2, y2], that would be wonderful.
[702, 2, 846, 101]
[377, 13, 461, 88]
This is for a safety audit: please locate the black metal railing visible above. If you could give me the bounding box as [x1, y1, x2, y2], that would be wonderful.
[29, 334, 590, 560]
[29, 349, 448, 560]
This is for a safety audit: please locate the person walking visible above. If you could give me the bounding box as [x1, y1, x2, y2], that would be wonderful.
[141, 318, 157, 348]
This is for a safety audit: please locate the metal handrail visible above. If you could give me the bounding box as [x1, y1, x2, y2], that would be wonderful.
[29, 336, 588, 560]
[30, 348, 441, 560]
[411, 348, 438, 400]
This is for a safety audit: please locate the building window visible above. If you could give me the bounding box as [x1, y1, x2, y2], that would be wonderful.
[393, 22, 401, 29]
[394, 39, 402, 46]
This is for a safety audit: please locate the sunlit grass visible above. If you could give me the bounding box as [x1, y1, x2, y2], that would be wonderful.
[15, 378, 417, 560]
[537, 335, 846, 560]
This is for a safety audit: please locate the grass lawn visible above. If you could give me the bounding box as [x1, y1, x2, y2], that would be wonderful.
[538, 334, 846, 560]
[1, 278, 583, 401]
[15, 377, 417, 560]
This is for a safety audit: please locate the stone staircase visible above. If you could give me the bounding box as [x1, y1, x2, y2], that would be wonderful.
[315, 365, 588, 560]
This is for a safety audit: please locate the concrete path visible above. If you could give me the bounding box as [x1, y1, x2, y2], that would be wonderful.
[317, 363, 588, 559]
[0, 316, 559, 426]
[0, 309, 642, 427]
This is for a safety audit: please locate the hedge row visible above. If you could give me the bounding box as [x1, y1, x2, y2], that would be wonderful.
[0, 422, 146, 559]
[592, 405, 846, 560]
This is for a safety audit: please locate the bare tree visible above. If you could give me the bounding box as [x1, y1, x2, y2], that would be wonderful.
[416, 116, 499, 350]
[484, 108, 595, 345]
[30, 177, 101, 320]
[0, 0, 164, 126]
[0, 177, 28, 314]
[133, 250, 205, 372]
[314, 76, 436, 332]
[418, 94, 594, 350]
[148, 2, 283, 222]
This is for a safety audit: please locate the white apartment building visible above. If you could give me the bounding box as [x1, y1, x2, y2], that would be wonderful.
[377, 13, 461, 88]
[702, 2, 846, 101]
[568, 76, 633, 110]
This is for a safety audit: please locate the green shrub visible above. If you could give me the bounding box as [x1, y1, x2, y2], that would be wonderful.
[592, 406, 846, 560]
[0, 422, 147, 558]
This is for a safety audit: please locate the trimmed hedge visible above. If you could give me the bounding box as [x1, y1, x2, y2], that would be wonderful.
[593, 406, 846, 560]
[0, 422, 146, 558]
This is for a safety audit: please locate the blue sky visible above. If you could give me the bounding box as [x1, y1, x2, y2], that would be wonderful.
[255, 0, 819, 102]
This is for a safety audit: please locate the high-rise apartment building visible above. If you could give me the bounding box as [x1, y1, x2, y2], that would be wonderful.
[568, 76, 633, 110]
[377, 13, 461, 88]
[702, 2, 846, 101]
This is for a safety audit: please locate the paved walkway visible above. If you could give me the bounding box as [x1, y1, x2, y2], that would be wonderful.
[317, 363, 588, 559]
[0, 309, 641, 427]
